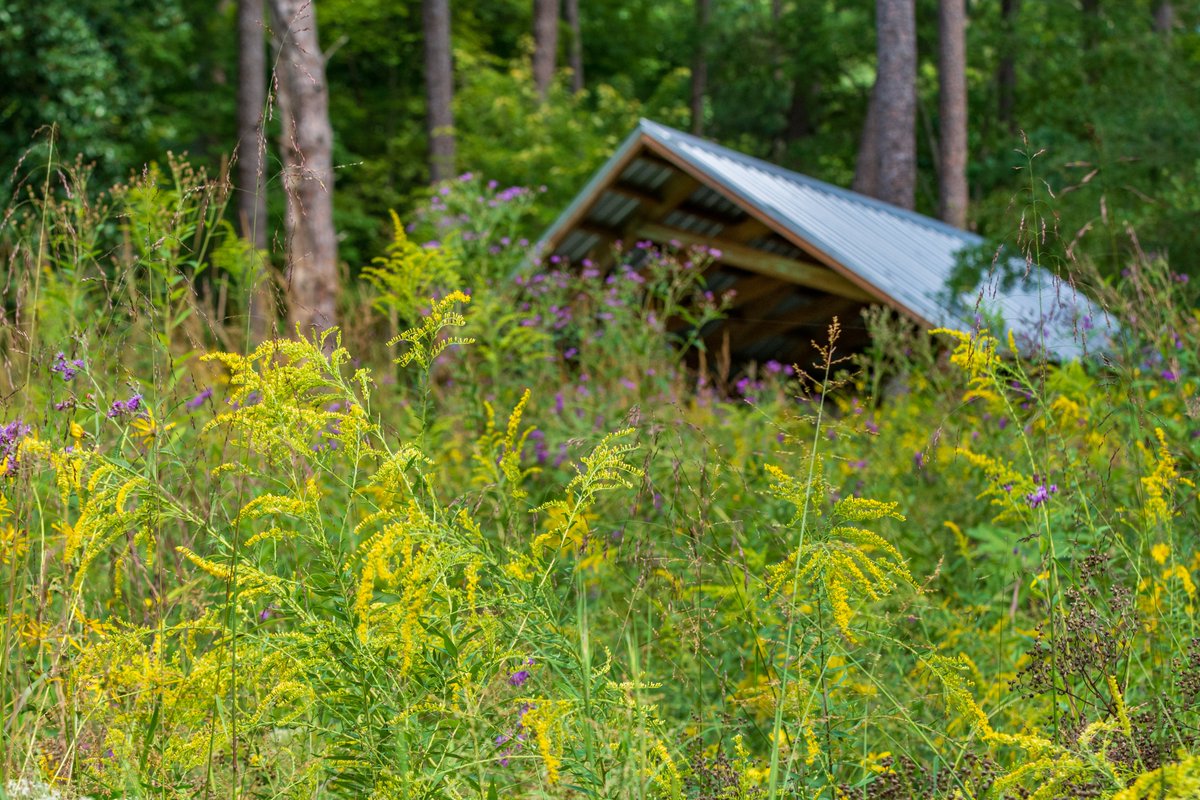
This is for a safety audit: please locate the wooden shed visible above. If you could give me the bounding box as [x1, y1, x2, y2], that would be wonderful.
[536, 119, 1105, 365]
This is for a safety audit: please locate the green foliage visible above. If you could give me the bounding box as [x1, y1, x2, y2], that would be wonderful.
[12, 53, 1200, 796]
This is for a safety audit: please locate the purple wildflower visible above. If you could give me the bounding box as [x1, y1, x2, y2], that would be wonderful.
[1025, 483, 1058, 509]
[1162, 369, 1179, 382]
[1, 420, 31, 476]
[186, 387, 213, 409]
[509, 669, 531, 687]
[51, 352, 85, 382]
[107, 393, 144, 418]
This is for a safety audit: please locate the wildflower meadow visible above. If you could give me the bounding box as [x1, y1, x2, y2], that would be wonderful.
[3, 160, 1200, 800]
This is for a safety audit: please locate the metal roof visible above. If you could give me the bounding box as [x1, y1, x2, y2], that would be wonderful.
[537, 119, 1112, 361]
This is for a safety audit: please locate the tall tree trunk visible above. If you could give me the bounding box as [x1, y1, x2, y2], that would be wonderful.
[1153, 1, 1174, 34]
[564, 0, 583, 93]
[938, 0, 968, 228]
[532, 0, 559, 99]
[785, 81, 817, 145]
[237, 0, 272, 339]
[423, 0, 455, 182]
[269, 0, 339, 336]
[852, 82, 880, 196]
[997, 0, 1018, 134]
[691, 0, 710, 135]
[873, 0, 917, 209]
[1081, 0, 1101, 84]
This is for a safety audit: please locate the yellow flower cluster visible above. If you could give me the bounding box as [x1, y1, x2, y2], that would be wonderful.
[931, 327, 1002, 382]
[1141, 427, 1194, 527]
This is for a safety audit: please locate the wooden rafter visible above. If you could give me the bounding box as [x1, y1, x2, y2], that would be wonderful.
[635, 221, 873, 302]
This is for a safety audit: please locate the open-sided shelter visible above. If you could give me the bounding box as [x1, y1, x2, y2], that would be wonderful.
[537, 119, 1106, 366]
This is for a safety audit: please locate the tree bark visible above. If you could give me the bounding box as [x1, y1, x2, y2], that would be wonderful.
[564, 0, 583, 93]
[532, 0, 559, 99]
[997, 0, 1018, 133]
[237, 0, 272, 339]
[423, 0, 455, 182]
[852, 82, 880, 197]
[691, 0, 710, 135]
[268, 0, 339, 336]
[938, 0, 968, 228]
[1153, 1, 1174, 34]
[872, 0, 917, 209]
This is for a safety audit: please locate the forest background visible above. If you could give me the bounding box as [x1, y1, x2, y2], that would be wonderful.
[4, 0, 1200, 286]
[6, 2, 1200, 799]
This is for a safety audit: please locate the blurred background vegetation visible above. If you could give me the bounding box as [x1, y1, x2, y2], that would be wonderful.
[3, 0, 1199, 275]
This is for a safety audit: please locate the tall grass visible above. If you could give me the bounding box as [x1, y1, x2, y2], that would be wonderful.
[1, 149, 1199, 799]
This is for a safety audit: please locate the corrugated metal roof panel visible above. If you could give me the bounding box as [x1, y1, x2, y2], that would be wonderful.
[588, 191, 640, 230]
[620, 157, 674, 191]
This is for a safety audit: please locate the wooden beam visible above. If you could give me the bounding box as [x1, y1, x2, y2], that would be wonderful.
[635, 221, 873, 302]
[720, 216, 772, 243]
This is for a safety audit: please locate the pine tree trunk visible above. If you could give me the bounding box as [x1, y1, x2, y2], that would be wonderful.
[873, 0, 917, 209]
[691, 0, 710, 135]
[237, 0, 272, 339]
[423, 0, 455, 182]
[533, 0, 559, 99]
[268, 0, 339, 336]
[564, 0, 583, 93]
[938, 0, 968, 228]
[997, 0, 1018, 133]
[852, 81, 880, 197]
[1153, 1, 1174, 34]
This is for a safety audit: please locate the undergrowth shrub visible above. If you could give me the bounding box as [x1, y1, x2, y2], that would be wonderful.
[3, 154, 1200, 799]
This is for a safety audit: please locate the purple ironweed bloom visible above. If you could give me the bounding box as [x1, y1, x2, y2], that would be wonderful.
[764, 360, 784, 375]
[865, 418, 879, 435]
[186, 387, 213, 409]
[1176, 273, 1190, 284]
[54, 399, 75, 411]
[51, 352, 85, 382]
[913, 451, 925, 470]
[554, 392, 565, 415]
[1025, 483, 1058, 509]
[1, 420, 31, 475]
[107, 393, 144, 418]
[259, 605, 275, 621]
[620, 378, 637, 391]
[509, 669, 531, 688]
[1162, 369, 1179, 382]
